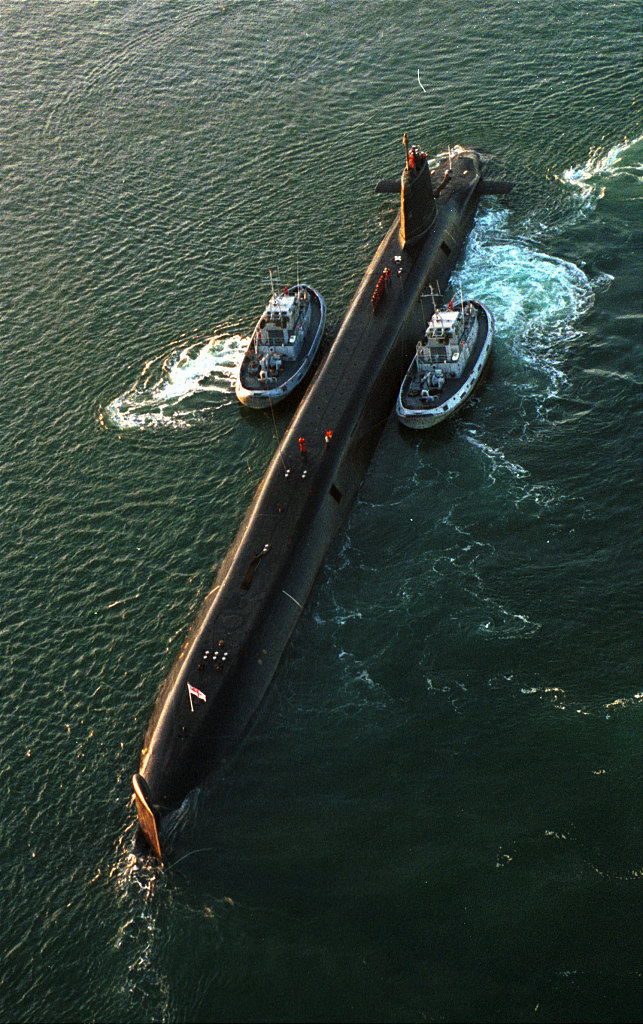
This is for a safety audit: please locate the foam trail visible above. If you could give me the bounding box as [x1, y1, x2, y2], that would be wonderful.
[102, 333, 246, 430]
[443, 206, 611, 490]
[456, 209, 597, 337]
[451, 209, 604, 396]
[557, 135, 643, 209]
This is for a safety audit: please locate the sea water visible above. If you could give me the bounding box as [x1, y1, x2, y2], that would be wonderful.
[1, 2, 640, 1021]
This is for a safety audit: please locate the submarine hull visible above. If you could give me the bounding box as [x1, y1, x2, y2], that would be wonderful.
[136, 146, 492, 845]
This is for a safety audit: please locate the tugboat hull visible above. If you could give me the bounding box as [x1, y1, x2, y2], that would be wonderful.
[396, 301, 494, 428]
[235, 285, 326, 408]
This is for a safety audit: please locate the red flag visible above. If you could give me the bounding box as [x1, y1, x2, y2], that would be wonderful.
[187, 683, 206, 702]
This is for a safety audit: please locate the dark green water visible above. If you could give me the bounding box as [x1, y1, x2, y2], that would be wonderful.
[1, 2, 641, 1021]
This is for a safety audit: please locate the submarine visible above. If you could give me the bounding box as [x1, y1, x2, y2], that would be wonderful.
[133, 135, 513, 859]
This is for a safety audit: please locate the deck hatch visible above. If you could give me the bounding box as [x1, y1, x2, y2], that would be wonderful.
[240, 544, 271, 590]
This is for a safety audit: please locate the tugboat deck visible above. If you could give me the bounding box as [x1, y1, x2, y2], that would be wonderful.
[236, 284, 326, 407]
[398, 300, 492, 421]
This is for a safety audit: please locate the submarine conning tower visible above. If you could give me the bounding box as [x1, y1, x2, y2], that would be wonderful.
[400, 132, 436, 248]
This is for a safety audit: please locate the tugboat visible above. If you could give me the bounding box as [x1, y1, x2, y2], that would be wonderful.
[235, 279, 326, 408]
[396, 296, 494, 428]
